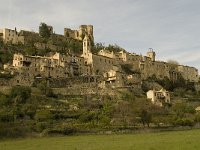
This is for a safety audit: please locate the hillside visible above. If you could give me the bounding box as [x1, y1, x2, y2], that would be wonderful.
[0, 84, 200, 138]
[0, 23, 200, 138]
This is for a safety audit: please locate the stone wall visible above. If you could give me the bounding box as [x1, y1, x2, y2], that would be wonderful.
[34, 42, 63, 51]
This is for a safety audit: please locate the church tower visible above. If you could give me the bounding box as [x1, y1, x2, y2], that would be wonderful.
[147, 48, 156, 61]
[83, 35, 91, 54]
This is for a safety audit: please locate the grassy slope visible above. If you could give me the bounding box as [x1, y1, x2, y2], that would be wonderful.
[1, 129, 200, 150]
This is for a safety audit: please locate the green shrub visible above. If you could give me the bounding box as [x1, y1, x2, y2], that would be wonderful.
[10, 86, 31, 104]
[35, 110, 54, 122]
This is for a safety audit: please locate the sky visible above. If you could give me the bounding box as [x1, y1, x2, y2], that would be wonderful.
[0, 0, 200, 70]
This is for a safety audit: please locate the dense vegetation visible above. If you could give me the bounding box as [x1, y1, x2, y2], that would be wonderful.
[0, 84, 200, 138]
[92, 43, 125, 54]
[0, 22, 200, 139]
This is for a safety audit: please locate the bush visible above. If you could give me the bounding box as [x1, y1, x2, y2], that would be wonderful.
[35, 110, 54, 122]
[35, 121, 52, 133]
[0, 109, 14, 122]
[0, 124, 30, 138]
[42, 126, 78, 136]
[0, 93, 10, 106]
[38, 81, 56, 97]
[10, 86, 31, 104]
[173, 118, 194, 127]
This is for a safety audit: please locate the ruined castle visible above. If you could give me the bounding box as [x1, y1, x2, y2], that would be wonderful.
[0, 25, 199, 89]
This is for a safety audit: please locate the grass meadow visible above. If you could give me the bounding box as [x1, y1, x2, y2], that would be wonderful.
[1, 129, 200, 150]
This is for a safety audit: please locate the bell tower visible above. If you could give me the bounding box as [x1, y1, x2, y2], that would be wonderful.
[147, 48, 156, 61]
[83, 35, 91, 54]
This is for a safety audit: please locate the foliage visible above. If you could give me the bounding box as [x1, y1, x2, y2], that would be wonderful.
[24, 46, 37, 55]
[0, 93, 9, 106]
[0, 51, 13, 64]
[0, 73, 15, 79]
[140, 110, 152, 127]
[0, 37, 3, 48]
[167, 60, 179, 65]
[39, 23, 51, 38]
[0, 109, 14, 122]
[145, 74, 195, 92]
[121, 64, 135, 74]
[92, 43, 125, 54]
[37, 81, 56, 97]
[10, 86, 31, 104]
[35, 110, 54, 122]
[0, 83, 199, 138]
[173, 88, 186, 97]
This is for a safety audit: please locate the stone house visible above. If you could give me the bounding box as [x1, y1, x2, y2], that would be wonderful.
[81, 35, 116, 75]
[0, 28, 24, 44]
[147, 88, 171, 106]
[1, 24, 197, 88]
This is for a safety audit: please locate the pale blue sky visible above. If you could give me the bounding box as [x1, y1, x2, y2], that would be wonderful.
[1, 0, 200, 71]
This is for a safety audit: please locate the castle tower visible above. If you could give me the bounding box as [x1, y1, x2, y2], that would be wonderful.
[78, 25, 94, 41]
[87, 25, 94, 41]
[83, 35, 91, 54]
[147, 48, 156, 61]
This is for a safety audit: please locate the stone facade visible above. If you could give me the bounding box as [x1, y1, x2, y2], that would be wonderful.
[0, 24, 197, 88]
[178, 65, 198, 82]
[64, 25, 94, 41]
[0, 28, 24, 44]
[147, 88, 171, 106]
[81, 35, 116, 75]
[0, 24, 94, 45]
[12, 52, 88, 84]
[10, 33, 199, 87]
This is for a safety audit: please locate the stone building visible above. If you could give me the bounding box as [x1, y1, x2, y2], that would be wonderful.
[12, 52, 90, 85]
[2, 24, 198, 88]
[178, 65, 199, 82]
[112, 48, 198, 83]
[147, 88, 171, 106]
[81, 35, 116, 75]
[0, 28, 24, 44]
[98, 49, 115, 59]
[64, 25, 94, 41]
[9, 32, 199, 88]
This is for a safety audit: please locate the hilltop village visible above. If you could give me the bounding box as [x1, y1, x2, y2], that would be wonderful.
[0, 25, 199, 99]
[0, 24, 199, 90]
[1, 23, 200, 137]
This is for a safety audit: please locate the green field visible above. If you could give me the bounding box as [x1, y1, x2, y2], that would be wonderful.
[1, 129, 200, 150]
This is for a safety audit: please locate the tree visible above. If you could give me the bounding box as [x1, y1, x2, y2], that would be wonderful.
[167, 60, 179, 65]
[0, 36, 3, 47]
[0, 51, 12, 64]
[10, 86, 31, 104]
[39, 23, 50, 38]
[140, 110, 152, 127]
[38, 81, 55, 97]
[0, 93, 10, 106]
[167, 60, 179, 71]
[121, 64, 135, 74]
